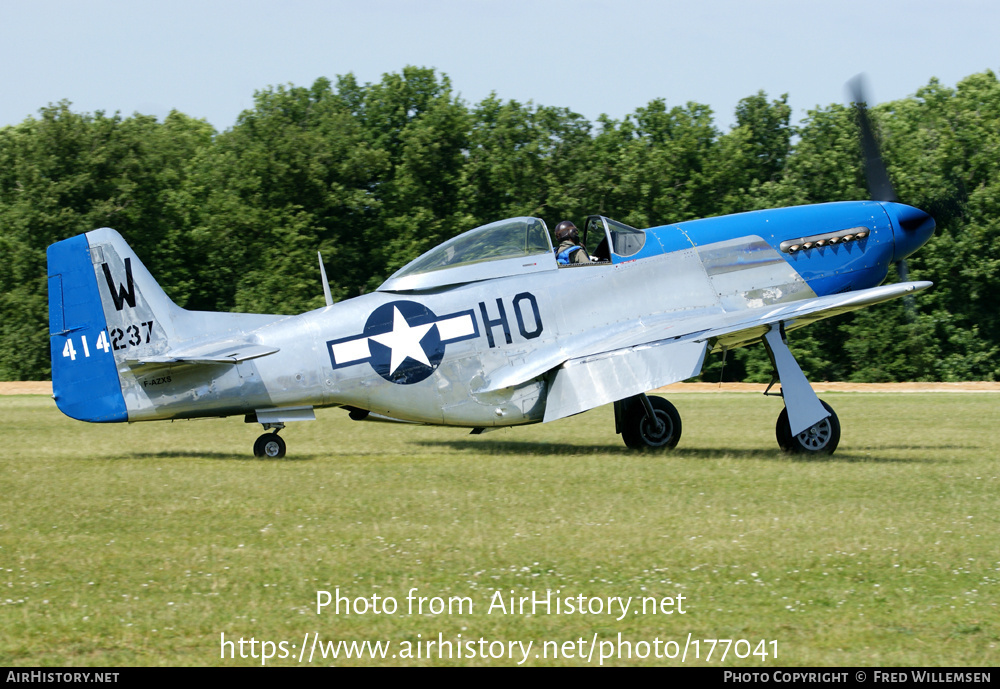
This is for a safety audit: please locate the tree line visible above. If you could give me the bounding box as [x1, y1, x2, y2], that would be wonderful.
[2, 66, 998, 382]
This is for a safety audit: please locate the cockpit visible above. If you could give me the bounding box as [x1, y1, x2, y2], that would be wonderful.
[377, 215, 649, 292]
[378, 217, 555, 292]
[582, 215, 647, 263]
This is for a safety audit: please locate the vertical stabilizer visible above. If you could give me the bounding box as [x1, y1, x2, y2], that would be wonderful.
[47, 228, 185, 422]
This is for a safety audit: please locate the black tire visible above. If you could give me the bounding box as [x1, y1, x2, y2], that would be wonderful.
[253, 432, 286, 458]
[776, 400, 840, 455]
[621, 396, 682, 450]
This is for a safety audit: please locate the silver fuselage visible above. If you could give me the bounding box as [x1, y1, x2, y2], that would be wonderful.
[121, 236, 822, 426]
[51, 200, 936, 431]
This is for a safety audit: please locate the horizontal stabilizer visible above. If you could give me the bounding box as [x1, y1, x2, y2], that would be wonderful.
[128, 341, 279, 366]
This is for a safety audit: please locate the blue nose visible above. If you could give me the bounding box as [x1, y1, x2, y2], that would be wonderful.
[884, 202, 936, 263]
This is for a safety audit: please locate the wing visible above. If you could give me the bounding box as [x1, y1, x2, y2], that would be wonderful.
[483, 281, 931, 423]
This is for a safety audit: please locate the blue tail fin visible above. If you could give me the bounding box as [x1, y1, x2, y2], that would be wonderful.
[48, 232, 129, 422]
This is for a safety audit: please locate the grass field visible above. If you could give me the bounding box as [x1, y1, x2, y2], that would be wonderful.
[1, 392, 997, 666]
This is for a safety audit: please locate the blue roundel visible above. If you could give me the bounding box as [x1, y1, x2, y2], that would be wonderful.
[363, 301, 444, 384]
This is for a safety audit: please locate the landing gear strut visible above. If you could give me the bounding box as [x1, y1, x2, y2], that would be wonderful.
[245, 407, 315, 458]
[762, 324, 840, 456]
[617, 394, 682, 450]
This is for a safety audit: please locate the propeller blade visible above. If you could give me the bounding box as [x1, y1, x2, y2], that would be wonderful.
[896, 259, 910, 282]
[848, 75, 917, 316]
[847, 74, 897, 203]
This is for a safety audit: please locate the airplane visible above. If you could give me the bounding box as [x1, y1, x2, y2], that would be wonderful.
[44, 91, 936, 458]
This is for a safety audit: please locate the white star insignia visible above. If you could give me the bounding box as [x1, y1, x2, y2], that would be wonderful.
[369, 306, 435, 375]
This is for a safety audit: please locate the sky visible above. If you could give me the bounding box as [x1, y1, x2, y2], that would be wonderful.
[2, 0, 998, 133]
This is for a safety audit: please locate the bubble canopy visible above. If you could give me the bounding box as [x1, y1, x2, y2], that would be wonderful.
[378, 217, 556, 292]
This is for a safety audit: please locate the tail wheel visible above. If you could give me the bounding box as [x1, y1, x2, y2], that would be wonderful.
[776, 400, 840, 455]
[253, 432, 286, 458]
[622, 396, 682, 450]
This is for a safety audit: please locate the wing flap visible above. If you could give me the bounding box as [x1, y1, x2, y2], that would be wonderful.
[543, 339, 708, 423]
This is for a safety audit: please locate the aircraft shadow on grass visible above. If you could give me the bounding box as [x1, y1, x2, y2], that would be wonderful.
[413, 439, 962, 463]
[92, 442, 972, 463]
[72, 437, 973, 463]
[100, 451, 319, 462]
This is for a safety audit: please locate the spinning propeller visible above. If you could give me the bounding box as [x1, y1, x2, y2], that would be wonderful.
[847, 75, 934, 287]
[848, 76, 897, 202]
[848, 75, 906, 281]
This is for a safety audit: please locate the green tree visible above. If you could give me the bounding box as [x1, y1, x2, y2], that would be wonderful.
[583, 99, 719, 228]
[0, 104, 213, 379]
[708, 91, 793, 215]
[460, 95, 593, 226]
[169, 76, 393, 312]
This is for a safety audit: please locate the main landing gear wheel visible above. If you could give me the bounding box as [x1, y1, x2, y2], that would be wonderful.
[253, 432, 286, 458]
[775, 400, 840, 455]
[622, 396, 682, 450]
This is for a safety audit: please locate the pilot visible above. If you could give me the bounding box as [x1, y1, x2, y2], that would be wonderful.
[554, 221, 592, 265]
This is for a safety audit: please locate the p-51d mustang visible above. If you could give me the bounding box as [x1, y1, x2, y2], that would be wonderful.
[46, 97, 935, 458]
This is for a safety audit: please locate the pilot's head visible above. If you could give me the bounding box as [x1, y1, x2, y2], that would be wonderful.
[554, 220, 579, 244]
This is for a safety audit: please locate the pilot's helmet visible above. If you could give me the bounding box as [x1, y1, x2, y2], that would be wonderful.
[554, 221, 579, 243]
